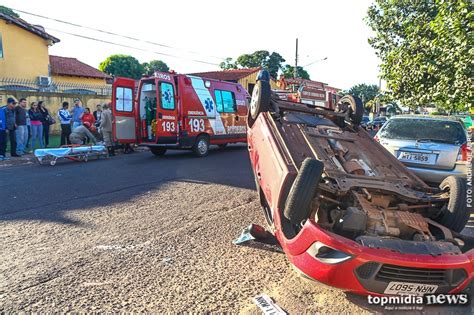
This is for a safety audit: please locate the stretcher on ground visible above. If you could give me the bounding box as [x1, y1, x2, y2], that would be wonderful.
[34, 144, 107, 166]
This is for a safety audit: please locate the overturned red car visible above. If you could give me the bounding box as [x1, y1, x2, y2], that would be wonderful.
[247, 70, 473, 296]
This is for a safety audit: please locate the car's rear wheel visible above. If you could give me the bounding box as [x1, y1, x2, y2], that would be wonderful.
[437, 176, 470, 232]
[283, 158, 324, 225]
[338, 95, 364, 126]
[193, 135, 210, 157]
[248, 79, 271, 126]
[150, 147, 167, 156]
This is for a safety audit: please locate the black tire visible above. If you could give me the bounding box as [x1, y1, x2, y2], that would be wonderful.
[283, 158, 324, 225]
[150, 147, 167, 156]
[339, 95, 364, 126]
[250, 80, 271, 120]
[218, 143, 228, 148]
[193, 135, 210, 157]
[437, 176, 470, 232]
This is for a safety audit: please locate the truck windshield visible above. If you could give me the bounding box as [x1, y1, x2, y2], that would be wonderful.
[379, 118, 466, 144]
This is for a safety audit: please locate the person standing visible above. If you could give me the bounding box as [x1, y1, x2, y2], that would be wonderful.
[58, 101, 72, 145]
[82, 107, 96, 126]
[28, 102, 44, 150]
[38, 101, 54, 147]
[72, 98, 85, 129]
[93, 104, 102, 127]
[25, 106, 31, 152]
[4, 98, 18, 157]
[99, 103, 114, 156]
[0, 99, 10, 160]
[15, 98, 28, 156]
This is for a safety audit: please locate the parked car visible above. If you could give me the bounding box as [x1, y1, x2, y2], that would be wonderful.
[375, 115, 469, 184]
[247, 71, 472, 296]
[360, 115, 370, 129]
[366, 116, 388, 130]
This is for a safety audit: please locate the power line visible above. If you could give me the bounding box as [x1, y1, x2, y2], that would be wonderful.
[11, 7, 226, 61]
[45, 27, 220, 66]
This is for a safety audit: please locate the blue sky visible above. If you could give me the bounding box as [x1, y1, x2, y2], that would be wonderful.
[5, 0, 381, 90]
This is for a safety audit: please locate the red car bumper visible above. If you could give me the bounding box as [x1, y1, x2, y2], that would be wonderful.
[276, 219, 474, 296]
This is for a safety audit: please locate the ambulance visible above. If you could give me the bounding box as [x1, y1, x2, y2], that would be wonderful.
[112, 72, 249, 157]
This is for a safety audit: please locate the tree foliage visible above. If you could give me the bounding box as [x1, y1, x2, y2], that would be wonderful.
[99, 55, 143, 79]
[220, 50, 286, 78]
[366, 0, 473, 112]
[282, 65, 311, 80]
[345, 83, 380, 104]
[0, 6, 19, 17]
[219, 57, 236, 70]
[142, 60, 169, 76]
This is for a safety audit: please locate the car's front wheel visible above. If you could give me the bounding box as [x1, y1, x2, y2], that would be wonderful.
[437, 176, 470, 232]
[284, 158, 324, 225]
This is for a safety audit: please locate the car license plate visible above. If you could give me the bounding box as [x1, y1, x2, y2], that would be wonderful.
[384, 281, 438, 295]
[398, 151, 436, 165]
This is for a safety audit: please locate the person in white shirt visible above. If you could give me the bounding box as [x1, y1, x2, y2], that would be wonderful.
[58, 102, 73, 145]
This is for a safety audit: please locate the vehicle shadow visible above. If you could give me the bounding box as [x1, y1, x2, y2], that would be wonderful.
[0, 144, 256, 224]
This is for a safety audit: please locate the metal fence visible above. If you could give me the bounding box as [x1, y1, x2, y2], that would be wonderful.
[0, 77, 112, 96]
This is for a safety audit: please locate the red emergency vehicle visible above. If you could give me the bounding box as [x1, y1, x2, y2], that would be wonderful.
[275, 77, 340, 109]
[112, 72, 249, 157]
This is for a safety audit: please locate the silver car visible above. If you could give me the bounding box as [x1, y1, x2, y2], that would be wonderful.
[375, 115, 469, 183]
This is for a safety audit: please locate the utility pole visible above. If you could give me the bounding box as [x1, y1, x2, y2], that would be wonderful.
[294, 38, 298, 78]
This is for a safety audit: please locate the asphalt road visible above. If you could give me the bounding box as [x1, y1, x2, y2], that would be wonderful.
[0, 146, 472, 313]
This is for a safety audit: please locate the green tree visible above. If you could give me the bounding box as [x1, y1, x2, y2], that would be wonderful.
[142, 60, 169, 76]
[366, 0, 473, 112]
[346, 83, 380, 104]
[221, 50, 286, 78]
[282, 65, 311, 80]
[0, 6, 19, 17]
[99, 54, 143, 79]
[219, 57, 237, 70]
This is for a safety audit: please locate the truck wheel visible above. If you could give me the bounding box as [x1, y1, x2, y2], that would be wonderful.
[437, 176, 470, 232]
[150, 147, 167, 156]
[284, 158, 324, 225]
[193, 135, 209, 157]
[339, 95, 364, 126]
[249, 80, 271, 121]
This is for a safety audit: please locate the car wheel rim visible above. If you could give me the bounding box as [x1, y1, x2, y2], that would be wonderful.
[250, 85, 260, 115]
[198, 139, 208, 154]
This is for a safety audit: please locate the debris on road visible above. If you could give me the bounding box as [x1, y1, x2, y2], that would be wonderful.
[233, 224, 278, 245]
[253, 294, 286, 315]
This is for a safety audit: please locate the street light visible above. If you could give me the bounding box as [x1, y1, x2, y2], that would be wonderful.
[303, 57, 328, 68]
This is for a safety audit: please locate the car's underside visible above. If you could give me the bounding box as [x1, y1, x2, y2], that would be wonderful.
[263, 96, 471, 255]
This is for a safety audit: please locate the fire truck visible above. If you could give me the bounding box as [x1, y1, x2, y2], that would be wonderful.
[112, 72, 249, 157]
[274, 77, 340, 109]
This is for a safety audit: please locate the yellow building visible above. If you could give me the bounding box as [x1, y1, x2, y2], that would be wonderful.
[190, 67, 278, 95]
[0, 12, 109, 88]
[50, 55, 110, 88]
[0, 12, 59, 79]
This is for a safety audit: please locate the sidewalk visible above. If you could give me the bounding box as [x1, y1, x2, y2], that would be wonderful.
[0, 153, 37, 168]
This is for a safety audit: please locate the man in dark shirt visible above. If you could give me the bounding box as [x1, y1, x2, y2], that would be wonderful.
[15, 98, 28, 155]
[4, 98, 18, 157]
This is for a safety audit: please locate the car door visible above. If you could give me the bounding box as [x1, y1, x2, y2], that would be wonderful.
[155, 78, 179, 143]
[112, 77, 137, 143]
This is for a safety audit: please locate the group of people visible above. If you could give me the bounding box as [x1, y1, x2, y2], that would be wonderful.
[0, 97, 115, 161]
